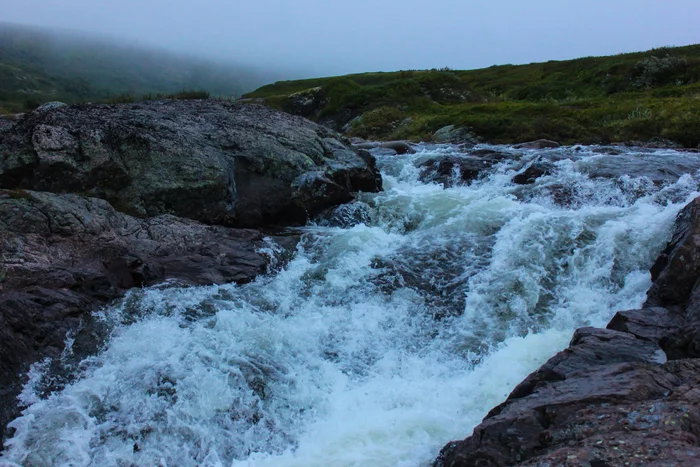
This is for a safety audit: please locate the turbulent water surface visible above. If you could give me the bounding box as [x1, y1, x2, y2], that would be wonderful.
[2, 144, 700, 467]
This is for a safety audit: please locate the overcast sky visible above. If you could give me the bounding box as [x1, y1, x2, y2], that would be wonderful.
[3, 0, 699, 79]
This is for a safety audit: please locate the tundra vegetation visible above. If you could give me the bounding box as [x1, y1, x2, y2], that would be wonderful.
[245, 44, 700, 147]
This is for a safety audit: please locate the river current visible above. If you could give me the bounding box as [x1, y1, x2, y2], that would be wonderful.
[2, 144, 700, 467]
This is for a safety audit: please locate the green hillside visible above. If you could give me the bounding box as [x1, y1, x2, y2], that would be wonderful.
[245, 44, 700, 147]
[0, 23, 270, 113]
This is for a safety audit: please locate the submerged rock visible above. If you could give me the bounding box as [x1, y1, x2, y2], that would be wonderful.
[513, 139, 561, 149]
[0, 189, 299, 440]
[468, 148, 514, 161]
[0, 100, 381, 227]
[591, 146, 624, 155]
[417, 156, 498, 187]
[434, 194, 700, 467]
[512, 160, 554, 185]
[353, 140, 417, 155]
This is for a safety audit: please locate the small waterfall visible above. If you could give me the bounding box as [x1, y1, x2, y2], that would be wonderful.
[3, 144, 699, 467]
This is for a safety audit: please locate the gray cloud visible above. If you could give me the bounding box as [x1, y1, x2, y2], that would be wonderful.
[4, 0, 699, 79]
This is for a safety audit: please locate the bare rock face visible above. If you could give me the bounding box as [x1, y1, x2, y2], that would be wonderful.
[434, 195, 700, 467]
[0, 100, 381, 227]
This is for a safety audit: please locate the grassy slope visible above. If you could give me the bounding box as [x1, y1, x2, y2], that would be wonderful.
[245, 44, 700, 147]
[0, 23, 268, 113]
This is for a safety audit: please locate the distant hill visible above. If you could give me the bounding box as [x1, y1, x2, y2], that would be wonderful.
[245, 44, 700, 147]
[0, 23, 274, 112]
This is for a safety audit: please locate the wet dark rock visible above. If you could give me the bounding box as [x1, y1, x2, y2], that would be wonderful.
[0, 189, 300, 442]
[0, 100, 380, 227]
[591, 146, 624, 155]
[512, 161, 554, 185]
[353, 140, 416, 155]
[642, 197, 700, 360]
[607, 307, 684, 344]
[646, 197, 700, 307]
[513, 139, 561, 150]
[315, 201, 374, 228]
[418, 156, 497, 187]
[434, 194, 700, 467]
[544, 183, 576, 207]
[468, 149, 514, 161]
[434, 328, 700, 467]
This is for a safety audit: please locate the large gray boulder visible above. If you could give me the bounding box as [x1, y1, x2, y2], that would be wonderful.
[0, 100, 381, 227]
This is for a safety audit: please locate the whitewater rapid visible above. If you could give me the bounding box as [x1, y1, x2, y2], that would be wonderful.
[2, 144, 699, 467]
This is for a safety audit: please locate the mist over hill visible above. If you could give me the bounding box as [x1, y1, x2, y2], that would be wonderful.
[0, 22, 284, 112]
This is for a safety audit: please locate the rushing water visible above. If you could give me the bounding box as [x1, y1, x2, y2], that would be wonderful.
[3, 144, 700, 467]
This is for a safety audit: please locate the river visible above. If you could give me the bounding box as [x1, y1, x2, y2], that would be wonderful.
[2, 144, 699, 467]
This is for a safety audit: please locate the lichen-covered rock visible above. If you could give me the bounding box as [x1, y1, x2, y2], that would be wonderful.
[432, 125, 477, 145]
[285, 87, 328, 119]
[0, 100, 381, 227]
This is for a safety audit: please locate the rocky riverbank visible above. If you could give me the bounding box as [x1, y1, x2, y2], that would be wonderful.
[435, 197, 700, 466]
[0, 100, 381, 444]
